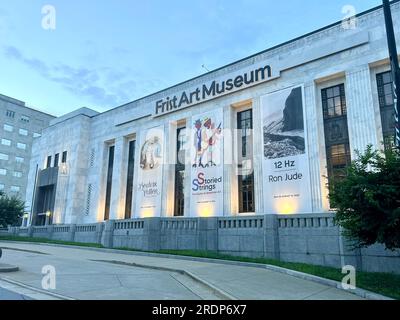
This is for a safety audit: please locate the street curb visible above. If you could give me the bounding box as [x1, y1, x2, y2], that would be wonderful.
[0, 263, 19, 273]
[92, 259, 237, 300]
[0, 240, 395, 300]
[0, 277, 75, 300]
[260, 265, 393, 300]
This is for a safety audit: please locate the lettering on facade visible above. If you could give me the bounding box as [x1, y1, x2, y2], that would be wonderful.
[154, 65, 273, 116]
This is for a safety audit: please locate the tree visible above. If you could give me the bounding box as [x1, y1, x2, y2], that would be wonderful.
[329, 145, 400, 250]
[0, 191, 25, 227]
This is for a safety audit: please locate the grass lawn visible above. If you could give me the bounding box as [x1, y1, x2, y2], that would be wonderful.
[1, 235, 399, 299]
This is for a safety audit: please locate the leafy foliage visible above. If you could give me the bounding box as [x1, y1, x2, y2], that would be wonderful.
[329, 146, 400, 250]
[0, 191, 25, 227]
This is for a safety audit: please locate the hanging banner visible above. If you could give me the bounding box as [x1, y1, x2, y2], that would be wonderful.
[260, 86, 312, 214]
[190, 110, 224, 217]
[135, 125, 164, 218]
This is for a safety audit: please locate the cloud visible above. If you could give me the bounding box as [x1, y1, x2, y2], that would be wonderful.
[2, 45, 160, 109]
[5, 46, 50, 75]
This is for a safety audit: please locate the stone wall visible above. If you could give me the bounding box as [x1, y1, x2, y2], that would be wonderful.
[0, 228, 8, 237]
[4, 214, 400, 274]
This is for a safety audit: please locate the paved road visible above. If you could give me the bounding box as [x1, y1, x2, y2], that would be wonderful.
[0, 242, 364, 300]
[0, 287, 32, 300]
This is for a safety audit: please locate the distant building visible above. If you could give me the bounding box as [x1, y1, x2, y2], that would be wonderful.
[0, 94, 55, 207]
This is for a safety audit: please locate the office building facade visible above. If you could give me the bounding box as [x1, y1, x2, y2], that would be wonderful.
[25, 2, 398, 226]
[0, 94, 54, 206]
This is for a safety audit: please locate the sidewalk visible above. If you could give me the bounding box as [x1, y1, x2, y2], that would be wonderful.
[0, 241, 364, 300]
[0, 287, 32, 300]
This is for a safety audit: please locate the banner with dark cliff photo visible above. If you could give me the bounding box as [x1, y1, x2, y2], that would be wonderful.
[135, 125, 164, 218]
[190, 110, 224, 217]
[260, 86, 312, 214]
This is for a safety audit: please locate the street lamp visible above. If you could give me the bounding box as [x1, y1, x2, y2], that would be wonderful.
[382, 0, 400, 148]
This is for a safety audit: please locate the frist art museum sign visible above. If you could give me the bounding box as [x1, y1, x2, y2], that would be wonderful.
[154, 63, 279, 117]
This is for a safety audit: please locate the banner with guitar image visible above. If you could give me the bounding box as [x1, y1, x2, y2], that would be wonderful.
[190, 110, 224, 217]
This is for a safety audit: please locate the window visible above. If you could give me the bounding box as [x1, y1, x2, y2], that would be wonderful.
[13, 171, 22, 178]
[0, 153, 8, 161]
[46, 156, 52, 168]
[174, 127, 186, 217]
[104, 145, 115, 221]
[1, 139, 11, 146]
[33, 132, 42, 138]
[322, 84, 347, 118]
[377, 71, 395, 149]
[10, 186, 20, 192]
[19, 128, 28, 136]
[125, 140, 136, 219]
[15, 157, 24, 164]
[329, 144, 350, 168]
[17, 143, 26, 150]
[322, 84, 351, 183]
[0, 169, 7, 176]
[237, 110, 255, 213]
[54, 153, 59, 167]
[327, 144, 351, 179]
[0, 184, 4, 191]
[20, 115, 30, 123]
[62, 151, 68, 163]
[6, 110, 15, 118]
[3, 124, 13, 132]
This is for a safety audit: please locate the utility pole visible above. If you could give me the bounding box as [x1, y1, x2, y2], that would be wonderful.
[382, 0, 400, 148]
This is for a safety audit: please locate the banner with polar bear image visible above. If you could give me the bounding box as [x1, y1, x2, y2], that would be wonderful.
[135, 125, 164, 218]
[261, 86, 312, 214]
[190, 110, 224, 217]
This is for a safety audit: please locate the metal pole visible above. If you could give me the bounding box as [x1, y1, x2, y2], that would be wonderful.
[382, 0, 400, 148]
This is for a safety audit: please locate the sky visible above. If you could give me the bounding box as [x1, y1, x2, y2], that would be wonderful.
[0, 0, 383, 116]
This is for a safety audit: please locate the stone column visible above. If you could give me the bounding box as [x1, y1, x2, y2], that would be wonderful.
[162, 122, 175, 217]
[95, 223, 104, 244]
[101, 220, 115, 248]
[346, 65, 380, 157]
[264, 214, 280, 260]
[304, 81, 325, 212]
[110, 137, 127, 220]
[184, 117, 192, 217]
[144, 218, 161, 251]
[197, 217, 218, 251]
[47, 225, 54, 240]
[27, 226, 34, 238]
[69, 224, 76, 242]
[340, 234, 363, 271]
[252, 97, 265, 214]
[7, 227, 14, 237]
[223, 105, 234, 216]
[95, 143, 109, 222]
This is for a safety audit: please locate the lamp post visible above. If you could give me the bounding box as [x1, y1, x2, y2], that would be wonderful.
[45, 210, 52, 226]
[382, 0, 400, 148]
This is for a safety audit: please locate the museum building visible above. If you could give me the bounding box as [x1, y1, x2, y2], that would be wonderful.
[25, 2, 399, 226]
